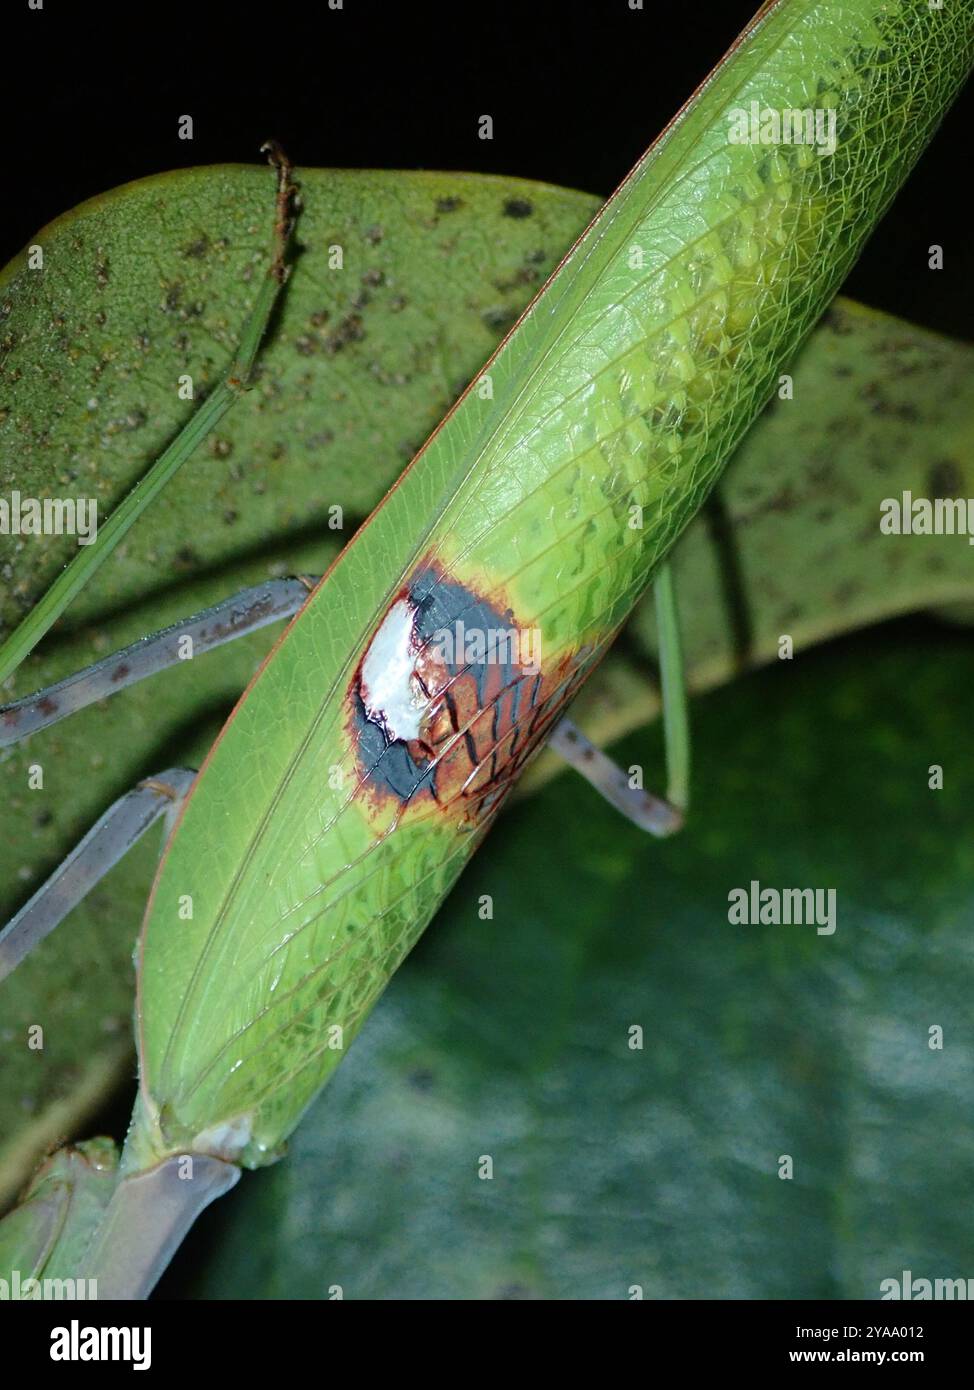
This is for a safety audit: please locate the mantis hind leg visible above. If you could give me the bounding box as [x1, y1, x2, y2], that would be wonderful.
[0, 577, 318, 747]
[549, 720, 684, 836]
[0, 768, 196, 982]
[0, 578, 316, 976]
[553, 559, 690, 837]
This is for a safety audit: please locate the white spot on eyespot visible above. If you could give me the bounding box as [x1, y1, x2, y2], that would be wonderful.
[360, 598, 429, 742]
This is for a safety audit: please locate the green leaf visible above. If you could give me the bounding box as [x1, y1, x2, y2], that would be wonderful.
[173, 632, 974, 1300]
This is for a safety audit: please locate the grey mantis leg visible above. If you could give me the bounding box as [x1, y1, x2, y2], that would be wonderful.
[0, 579, 319, 976]
[0, 769, 195, 983]
[84, 1154, 241, 1300]
[553, 559, 689, 837]
[549, 721, 683, 837]
[0, 577, 318, 747]
[0, 577, 322, 975]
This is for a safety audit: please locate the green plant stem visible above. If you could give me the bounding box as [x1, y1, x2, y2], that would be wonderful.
[0, 272, 283, 687]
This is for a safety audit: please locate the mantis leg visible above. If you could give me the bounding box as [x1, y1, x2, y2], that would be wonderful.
[552, 560, 689, 837]
[549, 721, 683, 837]
[0, 1143, 240, 1301]
[84, 1154, 241, 1300]
[0, 577, 318, 747]
[0, 768, 195, 982]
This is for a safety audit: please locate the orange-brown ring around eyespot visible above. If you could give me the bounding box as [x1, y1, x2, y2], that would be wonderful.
[345, 555, 590, 828]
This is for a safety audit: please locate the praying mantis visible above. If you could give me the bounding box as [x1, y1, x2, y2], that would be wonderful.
[0, 0, 971, 1298]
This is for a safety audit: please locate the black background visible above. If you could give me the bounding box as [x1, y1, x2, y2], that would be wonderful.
[12, 1296, 973, 1370]
[6, 0, 971, 337]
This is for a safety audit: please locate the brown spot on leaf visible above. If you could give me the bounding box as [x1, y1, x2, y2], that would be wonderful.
[928, 460, 963, 497]
[325, 314, 365, 353]
[482, 305, 517, 333]
[494, 265, 541, 293]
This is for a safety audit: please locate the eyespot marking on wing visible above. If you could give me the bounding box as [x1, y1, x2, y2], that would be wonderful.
[347, 557, 589, 826]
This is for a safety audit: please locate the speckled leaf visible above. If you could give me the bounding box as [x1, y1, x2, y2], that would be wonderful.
[1, 165, 590, 627]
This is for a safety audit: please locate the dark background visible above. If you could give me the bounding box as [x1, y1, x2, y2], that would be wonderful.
[6, 0, 971, 338]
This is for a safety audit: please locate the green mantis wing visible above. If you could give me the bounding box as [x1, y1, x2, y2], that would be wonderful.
[132, 0, 973, 1168]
